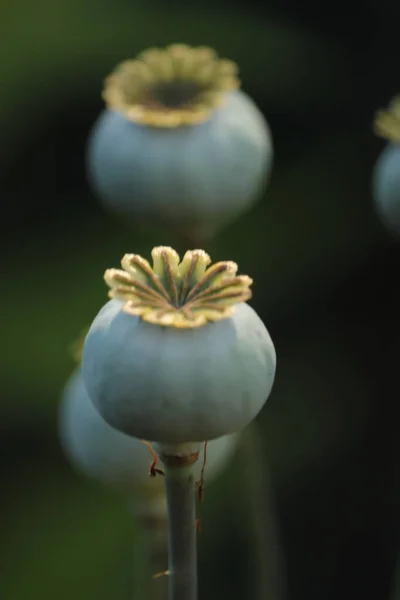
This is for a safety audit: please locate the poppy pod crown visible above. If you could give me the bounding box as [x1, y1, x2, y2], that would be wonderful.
[103, 44, 240, 128]
[374, 95, 400, 142]
[104, 246, 252, 328]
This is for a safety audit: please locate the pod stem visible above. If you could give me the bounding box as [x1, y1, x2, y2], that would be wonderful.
[136, 510, 169, 600]
[164, 464, 198, 600]
[241, 423, 287, 600]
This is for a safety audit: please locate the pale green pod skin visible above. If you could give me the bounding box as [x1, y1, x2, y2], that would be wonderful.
[373, 143, 400, 235]
[59, 368, 239, 487]
[87, 91, 272, 239]
[82, 299, 276, 444]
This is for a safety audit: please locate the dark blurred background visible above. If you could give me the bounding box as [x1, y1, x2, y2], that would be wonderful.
[1, 0, 400, 599]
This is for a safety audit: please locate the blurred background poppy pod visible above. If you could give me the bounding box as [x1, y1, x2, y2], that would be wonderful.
[87, 44, 273, 241]
[373, 96, 400, 235]
[59, 368, 165, 494]
[59, 367, 240, 492]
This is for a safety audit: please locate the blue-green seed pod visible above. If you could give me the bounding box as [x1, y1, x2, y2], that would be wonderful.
[59, 368, 239, 489]
[373, 143, 400, 234]
[87, 44, 272, 240]
[82, 247, 276, 444]
[373, 96, 400, 234]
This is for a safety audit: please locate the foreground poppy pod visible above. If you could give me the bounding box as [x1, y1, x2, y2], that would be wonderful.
[87, 44, 273, 241]
[82, 246, 276, 447]
[373, 96, 400, 234]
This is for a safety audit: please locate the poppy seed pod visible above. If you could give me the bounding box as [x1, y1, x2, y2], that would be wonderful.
[373, 96, 400, 234]
[59, 368, 239, 489]
[82, 246, 276, 446]
[87, 44, 273, 240]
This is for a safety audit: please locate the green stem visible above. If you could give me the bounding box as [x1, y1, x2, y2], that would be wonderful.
[241, 424, 287, 600]
[133, 525, 151, 597]
[390, 555, 400, 600]
[164, 465, 198, 600]
[138, 513, 169, 600]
